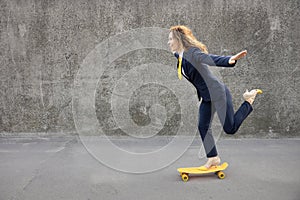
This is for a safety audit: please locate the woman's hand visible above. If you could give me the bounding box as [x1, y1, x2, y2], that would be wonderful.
[229, 50, 247, 64]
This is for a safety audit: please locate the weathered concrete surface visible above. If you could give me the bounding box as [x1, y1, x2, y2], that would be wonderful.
[0, 136, 299, 200]
[0, 0, 299, 137]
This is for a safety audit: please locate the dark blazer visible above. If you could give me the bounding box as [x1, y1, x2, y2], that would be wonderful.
[175, 47, 236, 102]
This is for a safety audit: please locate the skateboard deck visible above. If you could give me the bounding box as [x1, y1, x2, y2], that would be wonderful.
[177, 162, 228, 182]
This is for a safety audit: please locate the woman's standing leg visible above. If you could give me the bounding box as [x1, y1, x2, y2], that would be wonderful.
[198, 100, 218, 158]
[198, 100, 222, 169]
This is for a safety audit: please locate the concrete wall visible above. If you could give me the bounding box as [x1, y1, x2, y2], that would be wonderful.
[0, 0, 299, 137]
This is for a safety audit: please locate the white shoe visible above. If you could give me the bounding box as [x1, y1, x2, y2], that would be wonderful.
[199, 156, 221, 170]
[243, 89, 263, 105]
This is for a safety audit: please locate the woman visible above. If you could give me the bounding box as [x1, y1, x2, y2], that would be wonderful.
[168, 25, 262, 170]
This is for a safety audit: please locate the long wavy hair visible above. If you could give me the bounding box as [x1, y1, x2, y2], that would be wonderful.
[170, 25, 208, 54]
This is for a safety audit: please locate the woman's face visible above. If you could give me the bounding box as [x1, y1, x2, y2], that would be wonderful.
[168, 32, 180, 52]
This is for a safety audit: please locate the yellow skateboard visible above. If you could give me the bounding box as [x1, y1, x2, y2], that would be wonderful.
[177, 162, 229, 182]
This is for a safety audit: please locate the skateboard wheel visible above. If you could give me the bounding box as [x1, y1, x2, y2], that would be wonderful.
[217, 171, 225, 179]
[181, 174, 189, 182]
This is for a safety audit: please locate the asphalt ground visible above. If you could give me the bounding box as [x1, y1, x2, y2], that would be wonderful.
[0, 136, 299, 200]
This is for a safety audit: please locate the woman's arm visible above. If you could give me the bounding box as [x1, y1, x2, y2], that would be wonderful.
[208, 54, 235, 67]
[192, 48, 247, 67]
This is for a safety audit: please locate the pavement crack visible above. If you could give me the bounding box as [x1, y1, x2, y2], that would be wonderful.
[12, 137, 76, 199]
[22, 168, 41, 191]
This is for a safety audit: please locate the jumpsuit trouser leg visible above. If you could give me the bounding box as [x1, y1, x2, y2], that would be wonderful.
[198, 86, 253, 158]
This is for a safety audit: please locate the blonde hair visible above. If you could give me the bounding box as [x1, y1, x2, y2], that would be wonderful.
[170, 25, 208, 54]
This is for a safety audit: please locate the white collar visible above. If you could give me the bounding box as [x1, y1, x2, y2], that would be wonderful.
[179, 51, 184, 58]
